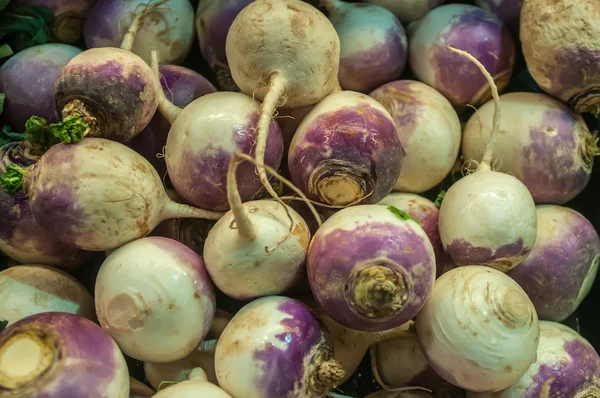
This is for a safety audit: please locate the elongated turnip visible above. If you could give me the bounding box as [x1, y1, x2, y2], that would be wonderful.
[463, 92, 598, 204]
[438, 48, 537, 271]
[289, 90, 403, 206]
[215, 296, 344, 398]
[362, 0, 443, 24]
[408, 4, 515, 108]
[225, 0, 341, 200]
[520, 0, 600, 116]
[95, 237, 215, 363]
[507, 205, 600, 322]
[153, 368, 232, 398]
[370, 80, 461, 193]
[0, 312, 130, 397]
[474, 0, 523, 35]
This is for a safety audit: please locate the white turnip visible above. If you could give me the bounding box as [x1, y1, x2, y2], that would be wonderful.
[362, 0, 443, 24]
[152, 368, 232, 398]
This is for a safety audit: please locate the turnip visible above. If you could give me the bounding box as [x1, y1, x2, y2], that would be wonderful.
[507, 205, 600, 322]
[437, 48, 537, 271]
[462, 92, 598, 204]
[195, 0, 253, 91]
[416, 266, 540, 392]
[520, 0, 600, 116]
[408, 4, 515, 108]
[362, 0, 443, 24]
[320, 0, 407, 93]
[474, 0, 523, 35]
[153, 368, 232, 398]
[370, 80, 461, 193]
[225, 0, 341, 200]
[95, 236, 215, 363]
[277, 106, 313, 156]
[0, 44, 81, 130]
[84, 0, 194, 65]
[467, 321, 600, 397]
[288, 90, 404, 206]
[0, 264, 95, 324]
[0, 138, 223, 251]
[203, 152, 314, 300]
[308, 204, 436, 332]
[215, 296, 344, 398]
[130, 378, 155, 397]
[0, 312, 130, 397]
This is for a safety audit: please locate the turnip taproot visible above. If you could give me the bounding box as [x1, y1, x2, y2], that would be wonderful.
[370, 80, 461, 193]
[437, 48, 537, 271]
[153, 368, 232, 398]
[225, 0, 341, 200]
[362, 0, 443, 24]
[474, 0, 523, 35]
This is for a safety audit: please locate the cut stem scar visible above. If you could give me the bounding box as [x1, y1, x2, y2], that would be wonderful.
[226, 155, 256, 240]
[121, 0, 172, 51]
[150, 49, 182, 124]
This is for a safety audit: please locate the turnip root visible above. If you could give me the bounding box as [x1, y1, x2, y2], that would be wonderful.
[463, 92, 598, 204]
[321, 0, 407, 93]
[362, 0, 443, 24]
[0, 312, 130, 397]
[225, 0, 341, 200]
[95, 237, 215, 363]
[437, 48, 537, 271]
[416, 266, 540, 392]
[215, 296, 344, 398]
[153, 368, 232, 398]
[474, 0, 523, 35]
[370, 80, 461, 193]
[308, 204, 436, 332]
[467, 321, 600, 397]
[84, 0, 195, 65]
[0, 264, 95, 324]
[520, 0, 600, 116]
[408, 4, 515, 108]
[288, 90, 403, 206]
[507, 205, 600, 322]
[130, 378, 154, 397]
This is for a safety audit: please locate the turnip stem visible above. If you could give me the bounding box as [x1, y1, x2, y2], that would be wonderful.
[121, 0, 172, 51]
[447, 46, 500, 171]
[150, 49, 182, 124]
[227, 155, 256, 240]
[161, 200, 224, 221]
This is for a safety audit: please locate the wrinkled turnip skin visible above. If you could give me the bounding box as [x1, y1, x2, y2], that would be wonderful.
[475, 0, 523, 35]
[370, 80, 461, 193]
[438, 169, 537, 271]
[520, 0, 600, 115]
[54, 48, 159, 142]
[84, 0, 195, 65]
[467, 322, 600, 397]
[307, 205, 436, 332]
[95, 237, 215, 363]
[363, 0, 443, 24]
[288, 91, 403, 206]
[225, 0, 340, 109]
[0, 44, 81, 130]
[329, 2, 407, 93]
[507, 206, 600, 322]
[408, 4, 515, 108]
[463, 92, 595, 204]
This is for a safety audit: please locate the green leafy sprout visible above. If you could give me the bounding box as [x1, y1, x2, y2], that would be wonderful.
[0, 163, 25, 194]
[50, 114, 90, 144]
[434, 190, 446, 209]
[387, 206, 420, 225]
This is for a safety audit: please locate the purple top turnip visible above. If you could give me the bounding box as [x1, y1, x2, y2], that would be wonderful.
[321, 0, 408, 93]
[520, 0, 600, 116]
[84, 0, 195, 65]
[370, 80, 461, 193]
[0, 312, 130, 397]
[214, 296, 344, 398]
[95, 237, 215, 363]
[507, 205, 600, 322]
[408, 4, 515, 108]
[362, 0, 444, 24]
[462, 92, 598, 204]
[475, 0, 524, 35]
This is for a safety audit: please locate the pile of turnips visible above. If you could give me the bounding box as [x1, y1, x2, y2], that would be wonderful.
[0, 0, 599, 397]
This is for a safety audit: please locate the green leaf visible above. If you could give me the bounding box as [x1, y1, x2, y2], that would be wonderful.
[0, 320, 7, 331]
[0, 0, 9, 12]
[387, 206, 420, 225]
[0, 43, 12, 58]
[0, 93, 5, 116]
[25, 115, 57, 148]
[0, 5, 55, 51]
[0, 125, 27, 146]
[434, 190, 446, 209]
[0, 163, 25, 194]
[51, 115, 89, 144]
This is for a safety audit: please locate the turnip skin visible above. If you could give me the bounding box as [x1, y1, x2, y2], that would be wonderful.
[474, 0, 523, 35]
[152, 368, 232, 398]
[463, 92, 596, 204]
[288, 91, 403, 206]
[408, 4, 515, 108]
[362, 0, 443, 24]
[507, 206, 600, 322]
[520, 0, 600, 116]
[370, 80, 461, 193]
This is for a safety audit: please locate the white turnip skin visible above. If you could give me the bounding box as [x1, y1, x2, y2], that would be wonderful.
[321, 0, 407, 94]
[474, 0, 523, 35]
[215, 296, 344, 398]
[152, 368, 232, 398]
[362, 0, 443, 24]
[22, 138, 223, 251]
[507, 205, 600, 322]
[308, 205, 436, 332]
[225, 0, 341, 200]
[288, 90, 404, 206]
[408, 4, 515, 108]
[462, 92, 597, 204]
[95, 237, 215, 363]
[467, 321, 600, 397]
[520, 0, 600, 116]
[129, 378, 155, 397]
[370, 80, 461, 193]
[0, 265, 95, 324]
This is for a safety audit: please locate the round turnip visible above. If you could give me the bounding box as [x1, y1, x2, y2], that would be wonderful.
[474, 0, 523, 35]
[153, 368, 232, 398]
[362, 0, 443, 24]
[370, 80, 461, 193]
